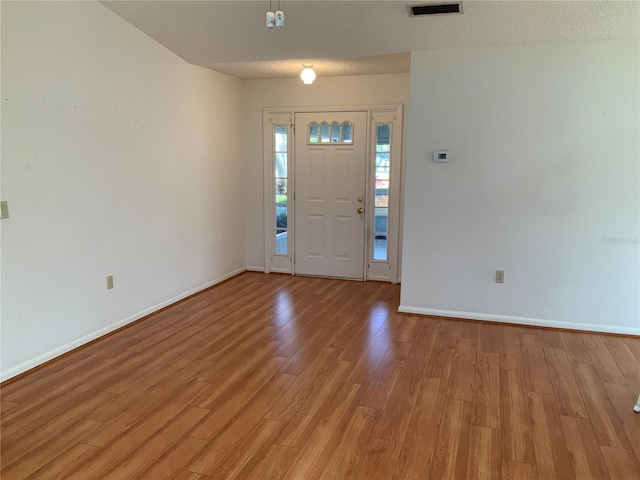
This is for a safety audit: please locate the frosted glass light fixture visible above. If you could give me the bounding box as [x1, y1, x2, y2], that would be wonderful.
[300, 65, 316, 84]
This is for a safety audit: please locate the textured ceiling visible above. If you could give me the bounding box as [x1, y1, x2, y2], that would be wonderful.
[100, 0, 640, 79]
[208, 53, 411, 79]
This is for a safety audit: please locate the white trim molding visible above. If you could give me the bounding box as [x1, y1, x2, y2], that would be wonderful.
[270, 268, 293, 274]
[246, 266, 266, 272]
[263, 104, 404, 283]
[263, 110, 294, 275]
[397, 305, 640, 336]
[0, 267, 247, 382]
[368, 106, 403, 284]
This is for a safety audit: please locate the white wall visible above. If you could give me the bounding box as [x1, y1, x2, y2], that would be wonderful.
[1, 1, 245, 379]
[242, 74, 410, 270]
[400, 40, 640, 334]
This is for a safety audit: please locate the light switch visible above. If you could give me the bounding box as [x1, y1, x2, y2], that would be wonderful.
[1, 201, 9, 219]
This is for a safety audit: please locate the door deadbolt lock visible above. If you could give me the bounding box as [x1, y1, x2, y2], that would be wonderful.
[357, 196, 363, 203]
[357, 207, 364, 214]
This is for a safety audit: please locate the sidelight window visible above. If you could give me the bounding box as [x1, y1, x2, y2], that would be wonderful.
[274, 125, 288, 255]
[373, 124, 391, 261]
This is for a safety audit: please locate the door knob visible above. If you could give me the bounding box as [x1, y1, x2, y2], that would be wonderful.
[357, 207, 364, 214]
[357, 196, 363, 203]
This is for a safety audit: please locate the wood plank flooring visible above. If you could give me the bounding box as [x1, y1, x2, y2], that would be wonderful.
[1, 272, 639, 479]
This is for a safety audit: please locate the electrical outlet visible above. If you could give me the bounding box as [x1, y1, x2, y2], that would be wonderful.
[0, 201, 9, 219]
[106, 275, 114, 290]
[495, 270, 505, 284]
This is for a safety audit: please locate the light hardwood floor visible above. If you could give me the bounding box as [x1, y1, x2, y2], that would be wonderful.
[1, 273, 639, 479]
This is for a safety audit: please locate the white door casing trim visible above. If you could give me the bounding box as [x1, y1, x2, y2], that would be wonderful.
[263, 105, 403, 281]
[262, 111, 293, 274]
[368, 108, 403, 284]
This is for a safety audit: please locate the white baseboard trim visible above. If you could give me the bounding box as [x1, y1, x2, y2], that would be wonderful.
[1, 266, 247, 382]
[246, 266, 265, 272]
[270, 268, 292, 274]
[397, 305, 640, 336]
[367, 275, 392, 282]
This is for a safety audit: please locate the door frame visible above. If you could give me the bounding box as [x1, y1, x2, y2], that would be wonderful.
[262, 105, 404, 283]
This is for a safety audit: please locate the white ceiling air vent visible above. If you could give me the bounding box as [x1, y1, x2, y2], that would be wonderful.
[408, 3, 463, 16]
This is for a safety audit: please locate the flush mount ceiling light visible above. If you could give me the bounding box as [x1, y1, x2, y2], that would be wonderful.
[266, 0, 284, 28]
[300, 65, 316, 84]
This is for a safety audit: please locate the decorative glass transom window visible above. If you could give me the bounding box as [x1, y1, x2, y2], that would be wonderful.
[308, 121, 353, 144]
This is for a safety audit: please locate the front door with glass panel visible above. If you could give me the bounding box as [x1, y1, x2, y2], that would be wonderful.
[294, 112, 367, 279]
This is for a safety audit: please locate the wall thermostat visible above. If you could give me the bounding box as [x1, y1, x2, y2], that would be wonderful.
[433, 150, 451, 163]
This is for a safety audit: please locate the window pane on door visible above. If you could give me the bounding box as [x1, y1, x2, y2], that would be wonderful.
[375, 176, 389, 207]
[376, 153, 390, 174]
[373, 235, 387, 261]
[274, 125, 289, 255]
[308, 120, 354, 145]
[376, 125, 391, 153]
[275, 178, 287, 197]
[320, 122, 330, 143]
[276, 204, 287, 229]
[342, 122, 353, 143]
[375, 208, 388, 235]
[330, 123, 341, 143]
[275, 126, 287, 151]
[275, 180, 288, 230]
[276, 229, 288, 254]
[309, 123, 319, 143]
[275, 153, 287, 177]
[372, 123, 392, 262]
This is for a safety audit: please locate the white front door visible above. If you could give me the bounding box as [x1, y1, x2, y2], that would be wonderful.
[294, 112, 367, 279]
